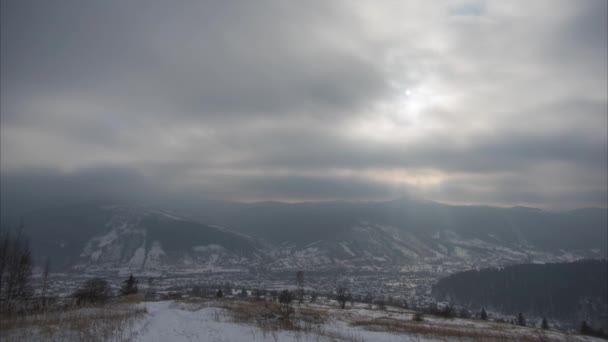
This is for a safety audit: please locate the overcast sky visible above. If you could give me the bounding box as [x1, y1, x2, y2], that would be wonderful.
[1, 0, 606, 209]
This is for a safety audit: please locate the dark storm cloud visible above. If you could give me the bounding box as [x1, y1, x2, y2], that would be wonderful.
[1, 0, 606, 209]
[1, 0, 388, 123]
[0, 167, 157, 214]
[552, 0, 607, 61]
[0, 167, 409, 215]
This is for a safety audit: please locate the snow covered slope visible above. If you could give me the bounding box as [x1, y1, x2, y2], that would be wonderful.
[23, 204, 265, 272]
[132, 300, 605, 342]
[5, 299, 604, 342]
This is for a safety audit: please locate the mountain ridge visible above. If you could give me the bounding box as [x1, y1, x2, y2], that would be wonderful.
[4, 200, 605, 274]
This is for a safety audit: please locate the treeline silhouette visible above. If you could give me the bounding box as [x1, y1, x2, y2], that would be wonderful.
[432, 259, 607, 330]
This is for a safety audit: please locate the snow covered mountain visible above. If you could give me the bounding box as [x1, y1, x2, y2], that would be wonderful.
[12, 200, 607, 274]
[187, 199, 607, 272]
[18, 204, 265, 272]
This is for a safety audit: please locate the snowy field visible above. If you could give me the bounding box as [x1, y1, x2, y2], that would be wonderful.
[2, 299, 605, 342]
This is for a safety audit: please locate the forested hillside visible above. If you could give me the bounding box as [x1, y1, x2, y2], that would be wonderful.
[432, 260, 608, 329]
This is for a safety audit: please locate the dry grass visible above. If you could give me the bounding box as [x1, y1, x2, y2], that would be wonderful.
[351, 316, 585, 342]
[0, 302, 147, 342]
[5, 297, 586, 342]
[220, 300, 329, 332]
[192, 299, 591, 342]
[120, 294, 145, 304]
[216, 300, 367, 341]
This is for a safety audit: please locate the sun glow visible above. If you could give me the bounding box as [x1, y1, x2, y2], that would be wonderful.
[400, 86, 439, 123]
[347, 83, 454, 143]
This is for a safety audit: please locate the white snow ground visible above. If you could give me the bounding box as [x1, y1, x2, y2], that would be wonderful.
[131, 301, 604, 342]
[134, 301, 416, 342]
[2, 300, 604, 342]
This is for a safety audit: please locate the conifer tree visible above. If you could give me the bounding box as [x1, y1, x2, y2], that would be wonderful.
[480, 308, 488, 320]
[541, 317, 549, 330]
[120, 274, 138, 296]
[517, 312, 526, 326]
[580, 321, 590, 335]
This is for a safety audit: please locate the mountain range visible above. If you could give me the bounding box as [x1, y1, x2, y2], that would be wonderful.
[2, 199, 606, 274]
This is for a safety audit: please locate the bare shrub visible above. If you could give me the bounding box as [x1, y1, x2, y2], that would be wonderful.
[309, 291, 318, 303]
[119, 274, 138, 296]
[375, 298, 387, 311]
[278, 289, 294, 304]
[72, 278, 112, 306]
[0, 302, 147, 342]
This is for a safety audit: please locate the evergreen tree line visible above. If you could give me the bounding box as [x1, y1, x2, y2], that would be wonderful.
[432, 260, 607, 330]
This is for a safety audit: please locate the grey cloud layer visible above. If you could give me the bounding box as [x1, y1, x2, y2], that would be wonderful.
[1, 0, 606, 209]
[1, 0, 389, 119]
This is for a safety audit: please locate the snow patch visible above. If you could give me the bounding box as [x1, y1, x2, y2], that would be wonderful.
[90, 250, 102, 261]
[128, 246, 146, 267]
[192, 244, 224, 252]
[144, 241, 166, 268]
[339, 242, 356, 257]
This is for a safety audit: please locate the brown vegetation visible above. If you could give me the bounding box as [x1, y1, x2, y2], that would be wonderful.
[351, 316, 586, 342]
[0, 302, 147, 342]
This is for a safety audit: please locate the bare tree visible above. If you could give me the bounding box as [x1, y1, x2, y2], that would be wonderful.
[41, 257, 51, 308]
[309, 291, 318, 303]
[145, 277, 156, 299]
[0, 229, 10, 298]
[1, 226, 33, 312]
[295, 270, 304, 304]
[336, 285, 351, 309]
[363, 292, 373, 309]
